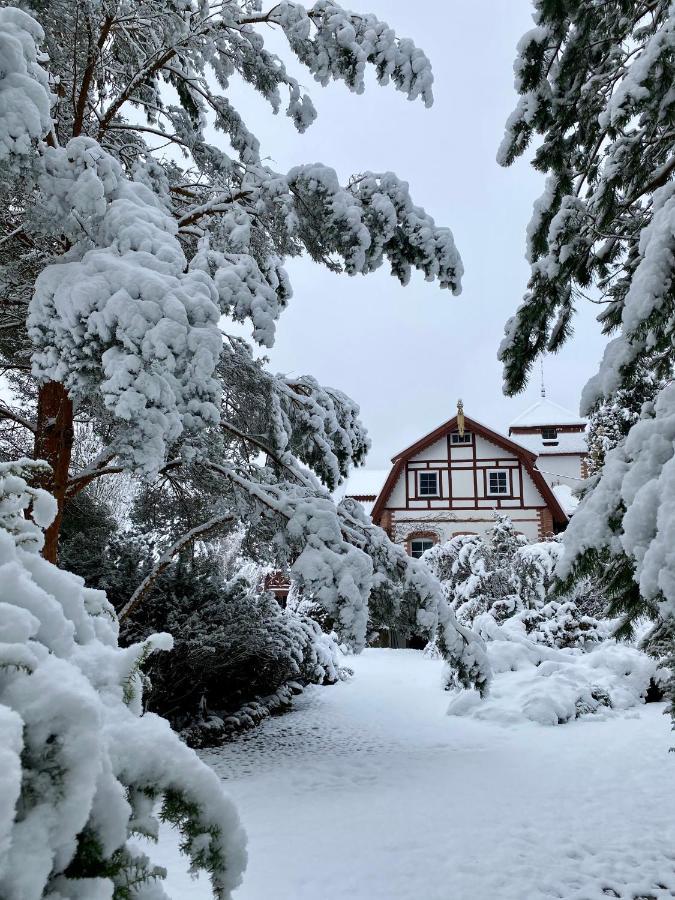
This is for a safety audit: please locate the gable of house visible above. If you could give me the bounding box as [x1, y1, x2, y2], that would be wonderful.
[370, 415, 567, 530]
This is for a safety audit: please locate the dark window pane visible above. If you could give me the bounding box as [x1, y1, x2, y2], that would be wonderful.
[489, 471, 508, 494]
[410, 538, 434, 558]
[419, 472, 438, 496]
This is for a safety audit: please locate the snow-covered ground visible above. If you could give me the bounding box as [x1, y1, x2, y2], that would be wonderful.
[156, 649, 675, 900]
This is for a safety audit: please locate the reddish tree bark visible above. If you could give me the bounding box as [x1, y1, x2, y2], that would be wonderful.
[34, 381, 74, 564]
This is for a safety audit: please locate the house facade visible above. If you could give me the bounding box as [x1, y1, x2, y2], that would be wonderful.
[344, 398, 587, 557]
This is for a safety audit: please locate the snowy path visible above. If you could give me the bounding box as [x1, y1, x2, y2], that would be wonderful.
[157, 650, 675, 900]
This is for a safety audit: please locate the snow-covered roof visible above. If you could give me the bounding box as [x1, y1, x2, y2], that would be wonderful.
[515, 431, 588, 455]
[335, 468, 390, 501]
[552, 484, 580, 516]
[510, 397, 586, 428]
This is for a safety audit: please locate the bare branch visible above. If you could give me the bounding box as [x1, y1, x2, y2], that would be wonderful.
[0, 405, 36, 434]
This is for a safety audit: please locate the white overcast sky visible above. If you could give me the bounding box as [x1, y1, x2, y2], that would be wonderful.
[226, 0, 607, 468]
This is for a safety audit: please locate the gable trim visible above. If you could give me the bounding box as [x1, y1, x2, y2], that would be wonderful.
[371, 415, 568, 527]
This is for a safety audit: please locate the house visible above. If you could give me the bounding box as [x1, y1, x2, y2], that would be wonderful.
[343, 398, 588, 557]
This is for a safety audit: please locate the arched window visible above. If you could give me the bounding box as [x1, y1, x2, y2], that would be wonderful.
[407, 531, 438, 558]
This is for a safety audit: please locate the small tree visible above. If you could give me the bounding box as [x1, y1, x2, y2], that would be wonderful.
[424, 516, 604, 649]
[424, 516, 526, 626]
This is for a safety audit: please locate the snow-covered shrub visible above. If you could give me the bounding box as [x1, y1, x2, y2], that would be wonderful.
[0, 461, 246, 899]
[423, 515, 605, 650]
[447, 614, 658, 727]
[121, 547, 348, 746]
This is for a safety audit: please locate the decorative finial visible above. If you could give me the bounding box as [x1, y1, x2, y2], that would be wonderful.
[540, 357, 546, 399]
[457, 398, 465, 437]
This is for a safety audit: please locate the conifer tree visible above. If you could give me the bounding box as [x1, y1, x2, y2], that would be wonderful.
[498, 1, 675, 641]
[0, 460, 247, 899]
[0, 3, 488, 686]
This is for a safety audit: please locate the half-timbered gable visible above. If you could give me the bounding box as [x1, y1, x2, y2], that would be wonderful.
[364, 413, 566, 548]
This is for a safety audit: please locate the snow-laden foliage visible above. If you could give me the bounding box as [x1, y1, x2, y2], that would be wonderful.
[447, 621, 659, 727]
[423, 516, 605, 649]
[559, 383, 675, 624]
[586, 363, 668, 477]
[0, 461, 246, 900]
[0, 7, 51, 167]
[421, 518, 659, 727]
[498, 2, 675, 674]
[0, 4, 480, 693]
[118, 531, 350, 746]
[498, 3, 675, 397]
[27, 137, 223, 472]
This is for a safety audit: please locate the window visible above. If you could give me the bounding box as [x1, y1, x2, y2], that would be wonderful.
[488, 469, 509, 495]
[541, 427, 558, 441]
[410, 538, 435, 559]
[451, 431, 472, 444]
[418, 471, 439, 496]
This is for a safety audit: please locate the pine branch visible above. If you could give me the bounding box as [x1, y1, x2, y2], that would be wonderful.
[72, 15, 115, 137]
[118, 510, 236, 622]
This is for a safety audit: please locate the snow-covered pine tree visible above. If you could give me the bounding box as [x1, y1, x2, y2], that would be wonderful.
[497, 2, 675, 648]
[423, 516, 604, 649]
[0, 6, 488, 689]
[0, 460, 246, 900]
[586, 362, 668, 477]
[423, 515, 526, 627]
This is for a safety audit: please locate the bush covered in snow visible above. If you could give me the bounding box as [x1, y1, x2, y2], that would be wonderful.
[0, 461, 246, 899]
[423, 515, 605, 649]
[419, 516, 658, 726]
[120, 544, 348, 746]
[447, 615, 660, 727]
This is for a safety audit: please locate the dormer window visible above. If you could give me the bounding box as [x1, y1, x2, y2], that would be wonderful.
[541, 427, 558, 442]
[451, 431, 472, 445]
[418, 471, 439, 496]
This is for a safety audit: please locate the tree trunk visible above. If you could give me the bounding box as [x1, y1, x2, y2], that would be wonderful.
[34, 381, 74, 564]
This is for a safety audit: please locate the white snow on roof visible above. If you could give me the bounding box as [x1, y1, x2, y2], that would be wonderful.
[515, 431, 588, 455]
[552, 483, 580, 516]
[336, 468, 390, 501]
[510, 398, 586, 428]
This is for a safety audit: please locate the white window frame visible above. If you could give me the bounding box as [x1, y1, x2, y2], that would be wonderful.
[541, 427, 558, 441]
[487, 468, 509, 496]
[451, 431, 472, 445]
[418, 470, 439, 497]
[410, 538, 435, 559]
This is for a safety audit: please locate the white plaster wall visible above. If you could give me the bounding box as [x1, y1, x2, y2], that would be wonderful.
[521, 468, 546, 506]
[386, 469, 406, 507]
[414, 437, 447, 461]
[451, 468, 474, 498]
[474, 434, 512, 460]
[537, 454, 584, 488]
[449, 444, 472, 461]
[392, 510, 540, 544]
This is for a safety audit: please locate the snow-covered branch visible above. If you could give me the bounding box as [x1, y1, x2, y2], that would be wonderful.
[118, 510, 237, 622]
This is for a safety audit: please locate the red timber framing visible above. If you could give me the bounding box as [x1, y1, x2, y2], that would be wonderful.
[370, 414, 568, 529]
